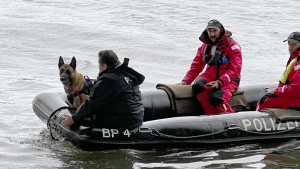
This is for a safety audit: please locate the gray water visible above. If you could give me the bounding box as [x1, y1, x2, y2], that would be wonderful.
[1, 0, 300, 168]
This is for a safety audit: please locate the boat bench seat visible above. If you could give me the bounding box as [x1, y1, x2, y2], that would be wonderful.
[141, 83, 267, 121]
[262, 108, 300, 122]
[156, 84, 247, 115]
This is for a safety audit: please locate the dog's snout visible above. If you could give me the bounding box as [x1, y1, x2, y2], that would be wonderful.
[60, 76, 67, 81]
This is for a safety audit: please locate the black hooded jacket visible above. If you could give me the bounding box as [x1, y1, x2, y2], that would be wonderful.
[72, 59, 145, 130]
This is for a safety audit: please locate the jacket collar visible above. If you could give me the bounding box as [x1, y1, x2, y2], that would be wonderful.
[199, 29, 232, 46]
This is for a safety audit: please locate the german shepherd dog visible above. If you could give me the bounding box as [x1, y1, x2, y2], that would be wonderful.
[58, 56, 89, 108]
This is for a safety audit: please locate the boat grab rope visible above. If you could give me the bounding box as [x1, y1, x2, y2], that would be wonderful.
[148, 124, 300, 139]
[149, 128, 229, 139]
[47, 106, 77, 140]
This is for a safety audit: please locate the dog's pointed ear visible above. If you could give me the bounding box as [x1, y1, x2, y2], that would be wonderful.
[58, 56, 64, 68]
[70, 56, 76, 70]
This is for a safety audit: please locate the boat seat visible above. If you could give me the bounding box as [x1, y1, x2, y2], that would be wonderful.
[229, 88, 247, 112]
[261, 108, 300, 122]
[156, 84, 247, 115]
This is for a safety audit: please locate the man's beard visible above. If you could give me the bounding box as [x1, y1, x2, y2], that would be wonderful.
[210, 37, 217, 42]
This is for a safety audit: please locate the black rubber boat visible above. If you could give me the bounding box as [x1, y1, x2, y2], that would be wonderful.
[32, 83, 300, 151]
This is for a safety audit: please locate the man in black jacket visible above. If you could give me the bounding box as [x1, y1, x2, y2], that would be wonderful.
[61, 50, 145, 130]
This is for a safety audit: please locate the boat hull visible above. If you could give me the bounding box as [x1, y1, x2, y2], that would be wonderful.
[32, 83, 300, 151]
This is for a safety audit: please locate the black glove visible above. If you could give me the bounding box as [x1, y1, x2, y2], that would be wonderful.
[259, 93, 277, 104]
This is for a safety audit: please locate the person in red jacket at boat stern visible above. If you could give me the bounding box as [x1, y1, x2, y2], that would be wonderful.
[256, 32, 300, 111]
[179, 19, 242, 115]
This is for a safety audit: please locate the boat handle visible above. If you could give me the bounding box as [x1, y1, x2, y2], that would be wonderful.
[139, 127, 152, 133]
[225, 124, 239, 130]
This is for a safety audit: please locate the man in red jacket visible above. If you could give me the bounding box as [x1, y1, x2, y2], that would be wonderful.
[180, 19, 242, 115]
[257, 32, 300, 111]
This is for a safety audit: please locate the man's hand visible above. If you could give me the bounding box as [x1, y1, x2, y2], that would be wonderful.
[206, 81, 219, 89]
[266, 88, 274, 94]
[60, 115, 74, 127]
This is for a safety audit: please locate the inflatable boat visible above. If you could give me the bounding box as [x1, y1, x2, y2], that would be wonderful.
[32, 83, 300, 151]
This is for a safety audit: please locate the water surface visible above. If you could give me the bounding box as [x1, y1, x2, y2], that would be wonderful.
[1, 0, 300, 168]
